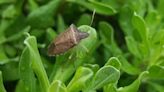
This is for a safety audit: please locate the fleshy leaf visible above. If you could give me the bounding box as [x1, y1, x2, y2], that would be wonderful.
[0, 71, 6, 92]
[99, 21, 122, 56]
[125, 36, 141, 58]
[57, 15, 66, 33]
[92, 66, 120, 90]
[27, 0, 61, 28]
[148, 65, 164, 79]
[68, 0, 117, 15]
[67, 67, 93, 92]
[83, 64, 100, 74]
[19, 47, 36, 92]
[132, 12, 148, 43]
[105, 57, 121, 70]
[48, 80, 67, 92]
[147, 81, 164, 92]
[118, 56, 140, 75]
[118, 71, 149, 92]
[77, 14, 92, 26]
[24, 35, 50, 92]
[103, 83, 117, 92]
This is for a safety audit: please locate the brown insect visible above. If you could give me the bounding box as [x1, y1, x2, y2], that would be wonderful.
[48, 24, 89, 56]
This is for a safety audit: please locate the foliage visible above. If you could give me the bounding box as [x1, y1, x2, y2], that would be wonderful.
[0, 0, 164, 92]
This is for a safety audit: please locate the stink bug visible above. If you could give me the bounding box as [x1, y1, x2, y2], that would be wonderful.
[48, 24, 89, 56]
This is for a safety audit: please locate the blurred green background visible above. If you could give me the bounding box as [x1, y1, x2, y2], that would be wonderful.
[0, 0, 164, 92]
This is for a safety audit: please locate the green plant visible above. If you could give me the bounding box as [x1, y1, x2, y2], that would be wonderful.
[0, 0, 164, 92]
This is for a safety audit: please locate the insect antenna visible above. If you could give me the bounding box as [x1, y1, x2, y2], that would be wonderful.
[90, 9, 96, 26]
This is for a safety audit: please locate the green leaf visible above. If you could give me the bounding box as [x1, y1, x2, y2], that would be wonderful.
[2, 5, 17, 18]
[119, 6, 134, 36]
[57, 15, 66, 33]
[48, 80, 67, 92]
[147, 81, 164, 92]
[77, 14, 92, 26]
[92, 66, 120, 90]
[28, 0, 39, 12]
[67, 67, 94, 92]
[118, 71, 149, 92]
[128, 0, 147, 16]
[118, 56, 140, 75]
[157, 0, 164, 18]
[15, 80, 31, 92]
[24, 35, 50, 92]
[29, 29, 45, 39]
[151, 29, 164, 45]
[2, 0, 24, 18]
[3, 44, 16, 57]
[14, 0, 25, 15]
[0, 45, 8, 65]
[145, 10, 161, 35]
[99, 21, 114, 44]
[132, 12, 148, 43]
[0, 71, 6, 92]
[105, 57, 121, 70]
[68, 0, 117, 15]
[5, 26, 30, 43]
[19, 47, 36, 92]
[99, 21, 122, 56]
[88, 0, 117, 15]
[148, 65, 164, 79]
[3, 15, 27, 39]
[100, 0, 122, 9]
[27, 0, 61, 28]
[46, 28, 57, 42]
[0, 61, 19, 81]
[0, 0, 14, 4]
[103, 83, 117, 92]
[149, 38, 164, 66]
[125, 36, 141, 58]
[83, 64, 100, 74]
[104, 58, 120, 92]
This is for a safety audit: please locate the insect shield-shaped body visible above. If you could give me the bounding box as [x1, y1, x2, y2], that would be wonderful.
[48, 24, 89, 56]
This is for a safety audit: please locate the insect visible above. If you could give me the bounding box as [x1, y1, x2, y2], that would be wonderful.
[47, 24, 89, 56]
